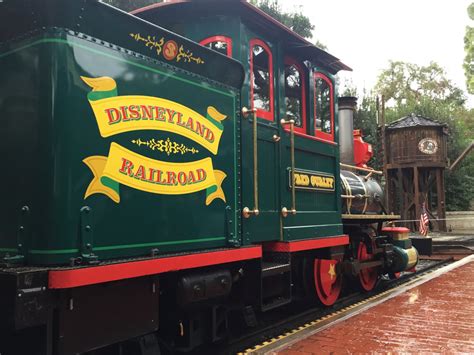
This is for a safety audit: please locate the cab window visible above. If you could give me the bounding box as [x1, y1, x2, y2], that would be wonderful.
[284, 58, 306, 134]
[314, 72, 334, 141]
[250, 39, 274, 121]
[200, 36, 232, 57]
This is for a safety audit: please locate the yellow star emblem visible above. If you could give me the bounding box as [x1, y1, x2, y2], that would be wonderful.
[328, 263, 337, 281]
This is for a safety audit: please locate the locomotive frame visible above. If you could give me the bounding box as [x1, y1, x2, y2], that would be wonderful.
[0, 1, 420, 354]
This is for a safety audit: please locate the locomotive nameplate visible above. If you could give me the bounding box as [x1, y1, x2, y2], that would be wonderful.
[288, 168, 335, 192]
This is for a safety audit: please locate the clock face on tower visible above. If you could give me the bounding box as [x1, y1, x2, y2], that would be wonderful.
[418, 138, 438, 154]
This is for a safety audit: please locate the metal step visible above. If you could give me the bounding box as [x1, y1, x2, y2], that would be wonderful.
[261, 297, 291, 312]
[261, 261, 291, 277]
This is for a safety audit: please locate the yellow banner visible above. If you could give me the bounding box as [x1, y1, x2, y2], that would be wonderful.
[89, 96, 225, 155]
[84, 143, 226, 204]
[83, 75, 227, 155]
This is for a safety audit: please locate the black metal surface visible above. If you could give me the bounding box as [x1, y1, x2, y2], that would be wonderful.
[411, 237, 433, 255]
[261, 262, 291, 277]
[177, 269, 232, 308]
[57, 276, 159, 355]
[0, 0, 245, 89]
[0, 269, 53, 355]
[0, 269, 52, 331]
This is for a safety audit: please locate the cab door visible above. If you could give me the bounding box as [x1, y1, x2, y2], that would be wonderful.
[279, 63, 343, 241]
[241, 39, 281, 243]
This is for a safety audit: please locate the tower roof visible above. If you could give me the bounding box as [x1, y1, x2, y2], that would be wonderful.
[387, 113, 448, 129]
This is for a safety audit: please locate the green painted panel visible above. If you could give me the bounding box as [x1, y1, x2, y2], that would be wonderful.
[242, 121, 281, 243]
[279, 71, 343, 241]
[0, 32, 241, 265]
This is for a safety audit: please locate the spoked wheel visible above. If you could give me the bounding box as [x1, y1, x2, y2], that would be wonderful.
[357, 241, 379, 292]
[313, 259, 342, 306]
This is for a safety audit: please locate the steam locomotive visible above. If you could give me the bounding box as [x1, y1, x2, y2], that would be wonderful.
[0, 0, 418, 354]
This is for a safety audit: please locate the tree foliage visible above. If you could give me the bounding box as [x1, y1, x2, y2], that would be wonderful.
[464, 3, 474, 94]
[100, 0, 158, 12]
[375, 61, 465, 108]
[250, 0, 314, 39]
[250, 0, 326, 49]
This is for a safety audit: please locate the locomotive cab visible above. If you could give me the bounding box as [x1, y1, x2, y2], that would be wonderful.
[134, 0, 351, 245]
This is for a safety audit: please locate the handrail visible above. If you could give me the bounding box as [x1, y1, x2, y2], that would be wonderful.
[242, 107, 259, 218]
[341, 194, 369, 199]
[340, 163, 383, 176]
[281, 118, 297, 217]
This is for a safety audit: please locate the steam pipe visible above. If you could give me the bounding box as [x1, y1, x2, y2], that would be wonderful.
[338, 96, 357, 165]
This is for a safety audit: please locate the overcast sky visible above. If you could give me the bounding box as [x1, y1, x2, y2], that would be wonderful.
[282, 0, 473, 107]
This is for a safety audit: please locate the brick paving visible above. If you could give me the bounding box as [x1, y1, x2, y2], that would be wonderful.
[278, 259, 474, 354]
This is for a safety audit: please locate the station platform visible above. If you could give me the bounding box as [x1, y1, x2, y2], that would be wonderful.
[277, 255, 474, 354]
[427, 231, 474, 246]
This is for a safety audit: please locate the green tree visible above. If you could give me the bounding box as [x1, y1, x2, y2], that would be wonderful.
[100, 0, 159, 12]
[250, 0, 326, 49]
[357, 96, 381, 166]
[464, 3, 474, 94]
[375, 61, 465, 108]
[251, 0, 313, 39]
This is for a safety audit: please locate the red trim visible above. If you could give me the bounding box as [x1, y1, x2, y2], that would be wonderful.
[284, 57, 306, 134]
[130, 0, 189, 14]
[49, 246, 262, 289]
[314, 72, 335, 142]
[263, 235, 349, 253]
[250, 39, 274, 121]
[290, 131, 338, 145]
[199, 35, 233, 57]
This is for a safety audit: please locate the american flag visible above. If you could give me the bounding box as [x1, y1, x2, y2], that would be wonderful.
[419, 202, 429, 236]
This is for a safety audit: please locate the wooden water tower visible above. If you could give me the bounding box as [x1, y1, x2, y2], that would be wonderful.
[384, 114, 448, 231]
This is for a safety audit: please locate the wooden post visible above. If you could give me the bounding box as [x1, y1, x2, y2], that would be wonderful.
[397, 168, 405, 226]
[380, 96, 389, 211]
[414, 166, 420, 223]
[436, 168, 447, 231]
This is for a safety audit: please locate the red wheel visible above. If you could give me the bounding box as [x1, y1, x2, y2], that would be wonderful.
[314, 259, 342, 306]
[389, 272, 401, 279]
[357, 241, 379, 292]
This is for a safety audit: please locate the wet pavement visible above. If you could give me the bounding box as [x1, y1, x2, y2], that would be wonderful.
[277, 257, 474, 354]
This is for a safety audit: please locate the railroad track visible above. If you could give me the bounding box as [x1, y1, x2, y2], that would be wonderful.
[217, 257, 455, 355]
